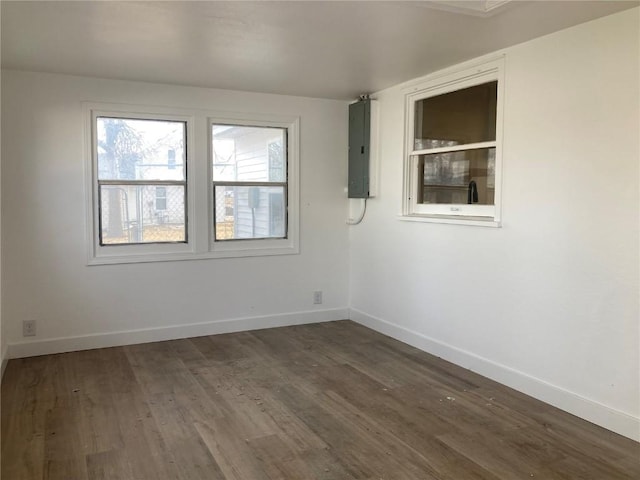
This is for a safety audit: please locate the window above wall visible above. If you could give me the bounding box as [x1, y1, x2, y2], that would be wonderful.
[209, 119, 297, 257]
[85, 103, 299, 264]
[211, 124, 287, 241]
[401, 57, 505, 227]
[96, 117, 187, 246]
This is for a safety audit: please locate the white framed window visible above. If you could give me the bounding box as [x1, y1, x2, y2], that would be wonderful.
[209, 116, 299, 257]
[402, 57, 505, 226]
[86, 106, 195, 263]
[85, 103, 299, 264]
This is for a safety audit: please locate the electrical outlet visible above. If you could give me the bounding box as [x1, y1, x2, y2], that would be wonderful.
[313, 291, 323, 304]
[23, 320, 36, 337]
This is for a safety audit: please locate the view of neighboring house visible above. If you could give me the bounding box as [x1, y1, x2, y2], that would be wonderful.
[212, 125, 287, 240]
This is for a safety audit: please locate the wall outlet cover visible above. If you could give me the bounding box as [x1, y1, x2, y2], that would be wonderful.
[23, 320, 37, 337]
[313, 291, 323, 304]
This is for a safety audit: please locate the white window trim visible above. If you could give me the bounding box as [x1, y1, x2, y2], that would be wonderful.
[84, 103, 300, 265]
[400, 56, 505, 227]
[208, 115, 300, 258]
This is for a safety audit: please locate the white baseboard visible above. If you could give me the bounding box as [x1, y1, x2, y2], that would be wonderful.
[7, 308, 349, 360]
[1, 344, 8, 380]
[349, 308, 640, 443]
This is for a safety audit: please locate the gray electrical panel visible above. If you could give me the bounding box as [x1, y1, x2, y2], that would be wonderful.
[348, 99, 371, 198]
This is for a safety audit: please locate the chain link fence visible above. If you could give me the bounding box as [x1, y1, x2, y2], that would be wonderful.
[214, 186, 235, 240]
[100, 185, 186, 244]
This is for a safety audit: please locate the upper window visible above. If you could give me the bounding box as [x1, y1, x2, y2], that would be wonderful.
[96, 117, 187, 245]
[86, 104, 299, 264]
[402, 57, 504, 225]
[208, 116, 298, 258]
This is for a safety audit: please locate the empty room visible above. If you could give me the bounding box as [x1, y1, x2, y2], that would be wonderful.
[1, 1, 639, 478]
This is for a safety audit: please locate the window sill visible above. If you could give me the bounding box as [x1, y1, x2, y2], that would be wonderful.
[88, 243, 299, 265]
[398, 214, 501, 228]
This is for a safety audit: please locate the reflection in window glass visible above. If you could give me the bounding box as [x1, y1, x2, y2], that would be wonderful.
[418, 148, 495, 206]
[414, 81, 497, 151]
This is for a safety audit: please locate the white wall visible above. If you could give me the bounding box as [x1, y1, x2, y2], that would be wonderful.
[349, 8, 639, 440]
[0, 57, 4, 376]
[0, 35, 4, 375]
[1, 71, 350, 355]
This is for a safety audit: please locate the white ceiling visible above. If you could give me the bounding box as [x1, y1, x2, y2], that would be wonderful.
[1, 1, 637, 100]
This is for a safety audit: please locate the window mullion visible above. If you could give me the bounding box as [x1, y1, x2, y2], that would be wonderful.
[213, 181, 287, 188]
[98, 180, 186, 186]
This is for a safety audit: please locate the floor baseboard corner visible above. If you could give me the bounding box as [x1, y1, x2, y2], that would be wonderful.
[7, 307, 350, 360]
[349, 307, 640, 443]
[1, 345, 8, 380]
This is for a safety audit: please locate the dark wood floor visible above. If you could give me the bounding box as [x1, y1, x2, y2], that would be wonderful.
[2, 320, 638, 479]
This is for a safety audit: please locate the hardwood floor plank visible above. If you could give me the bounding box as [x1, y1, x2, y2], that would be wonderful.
[2, 411, 47, 480]
[109, 391, 182, 479]
[43, 403, 88, 480]
[143, 392, 227, 480]
[0, 354, 69, 480]
[617, 455, 640, 477]
[476, 383, 640, 470]
[44, 458, 88, 480]
[3, 321, 639, 479]
[190, 334, 249, 363]
[296, 448, 359, 480]
[62, 350, 125, 456]
[168, 436, 227, 480]
[194, 419, 271, 480]
[298, 365, 499, 479]
[193, 365, 328, 456]
[2, 356, 52, 416]
[276, 382, 442, 480]
[247, 433, 320, 480]
[85, 449, 135, 480]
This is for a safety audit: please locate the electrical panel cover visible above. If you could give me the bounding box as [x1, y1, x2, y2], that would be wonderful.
[348, 99, 371, 198]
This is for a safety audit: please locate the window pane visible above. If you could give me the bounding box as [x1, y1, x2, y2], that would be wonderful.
[414, 81, 497, 150]
[214, 185, 286, 240]
[212, 125, 286, 182]
[155, 186, 167, 211]
[99, 185, 186, 244]
[418, 147, 495, 205]
[97, 118, 186, 181]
